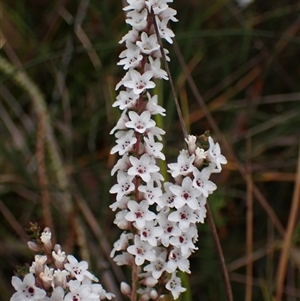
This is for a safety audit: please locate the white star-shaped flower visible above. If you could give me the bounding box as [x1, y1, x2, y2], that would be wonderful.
[11, 273, 46, 301]
[139, 220, 164, 246]
[125, 200, 156, 229]
[113, 90, 139, 110]
[169, 225, 198, 257]
[165, 272, 186, 300]
[109, 171, 135, 201]
[169, 177, 201, 209]
[138, 179, 163, 205]
[155, 16, 175, 44]
[192, 167, 217, 197]
[166, 248, 191, 274]
[127, 235, 156, 265]
[144, 251, 167, 279]
[144, 133, 165, 160]
[136, 32, 160, 55]
[125, 110, 156, 133]
[128, 153, 160, 182]
[126, 9, 148, 31]
[168, 204, 198, 232]
[110, 130, 137, 155]
[145, 57, 168, 80]
[64, 255, 98, 282]
[118, 42, 143, 70]
[123, 69, 155, 95]
[207, 136, 227, 172]
[167, 150, 195, 177]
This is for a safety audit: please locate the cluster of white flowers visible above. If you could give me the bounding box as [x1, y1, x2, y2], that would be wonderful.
[10, 227, 114, 301]
[110, 1, 227, 300]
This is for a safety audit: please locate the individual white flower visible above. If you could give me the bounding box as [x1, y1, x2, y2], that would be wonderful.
[139, 220, 164, 246]
[169, 177, 201, 210]
[165, 272, 186, 299]
[157, 212, 181, 247]
[144, 134, 165, 160]
[136, 32, 160, 54]
[64, 255, 98, 282]
[113, 89, 139, 110]
[138, 179, 163, 205]
[145, 56, 168, 80]
[167, 150, 195, 177]
[123, 69, 155, 95]
[11, 273, 46, 301]
[125, 110, 156, 133]
[109, 171, 135, 201]
[118, 42, 143, 70]
[166, 248, 191, 273]
[144, 251, 167, 279]
[192, 167, 217, 197]
[206, 136, 227, 171]
[155, 16, 175, 44]
[127, 235, 156, 265]
[169, 225, 198, 257]
[168, 204, 198, 232]
[110, 130, 137, 156]
[146, 125, 165, 141]
[145, 92, 166, 115]
[126, 9, 148, 31]
[125, 200, 156, 229]
[128, 153, 160, 182]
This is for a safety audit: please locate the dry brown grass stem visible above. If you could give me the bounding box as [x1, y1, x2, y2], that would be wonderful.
[245, 138, 253, 301]
[36, 112, 55, 240]
[275, 147, 300, 301]
[0, 55, 73, 227]
[206, 203, 234, 301]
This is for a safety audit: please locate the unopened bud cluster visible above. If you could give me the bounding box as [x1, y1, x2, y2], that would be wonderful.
[10, 227, 114, 301]
[110, 1, 227, 300]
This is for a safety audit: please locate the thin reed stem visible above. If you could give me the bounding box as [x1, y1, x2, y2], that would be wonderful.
[275, 146, 300, 301]
[245, 138, 253, 301]
[206, 203, 234, 301]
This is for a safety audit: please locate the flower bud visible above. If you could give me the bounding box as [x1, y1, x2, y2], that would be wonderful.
[121, 282, 131, 296]
[27, 241, 40, 252]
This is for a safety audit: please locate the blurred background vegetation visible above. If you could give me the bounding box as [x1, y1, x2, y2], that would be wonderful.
[1, 0, 300, 300]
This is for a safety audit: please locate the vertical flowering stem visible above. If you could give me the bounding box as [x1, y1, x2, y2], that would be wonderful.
[110, 1, 229, 300]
